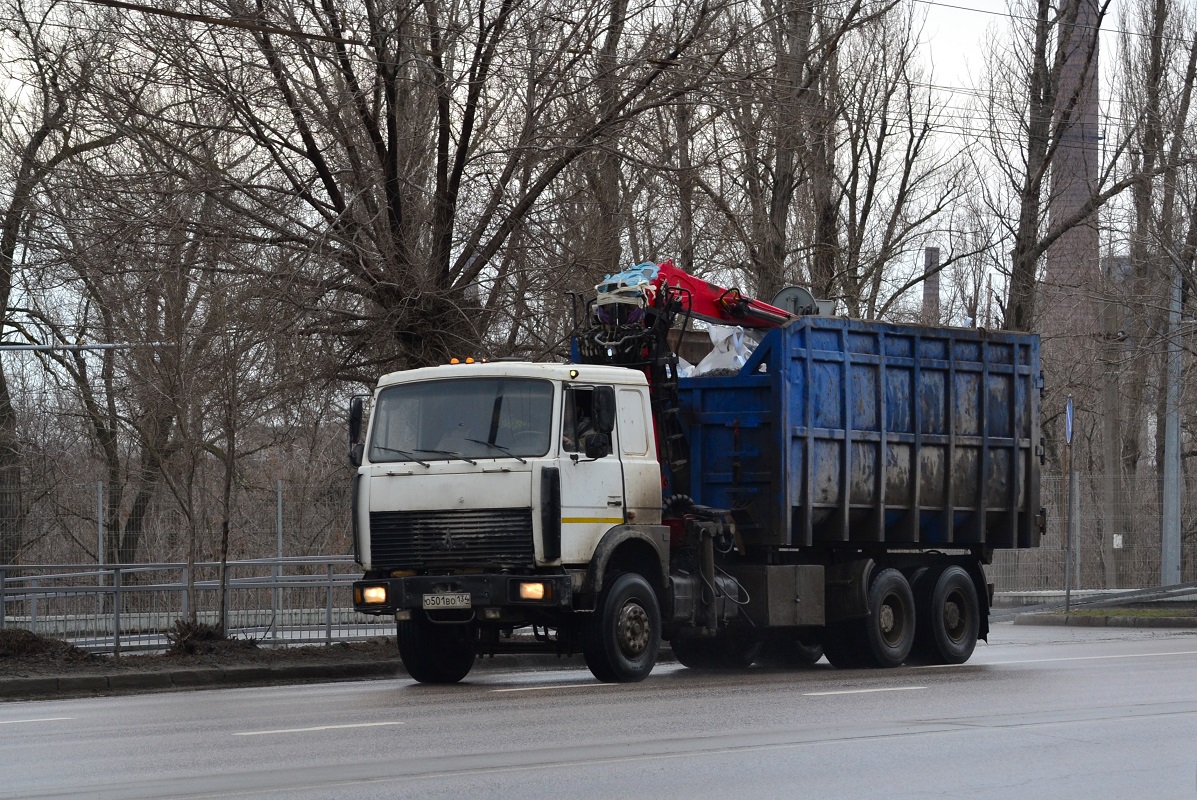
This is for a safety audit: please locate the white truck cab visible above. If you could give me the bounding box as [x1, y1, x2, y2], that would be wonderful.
[352, 361, 670, 683]
[355, 361, 661, 571]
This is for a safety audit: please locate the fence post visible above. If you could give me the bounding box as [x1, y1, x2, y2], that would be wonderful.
[181, 565, 189, 621]
[113, 567, 122, 658]
[325, 564, 334, 645]
[30, 578, 38, 632]
[274, 479, 283, 642]
[0, 569, 5, 630]
[97, 481, 105, 586]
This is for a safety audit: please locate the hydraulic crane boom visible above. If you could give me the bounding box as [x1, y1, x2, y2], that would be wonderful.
[575, 260, 794, 491]
[588, 260, 792, 331]
[649, 260, 792, 328]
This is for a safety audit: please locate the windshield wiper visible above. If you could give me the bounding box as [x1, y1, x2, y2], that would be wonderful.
[464, 438, 528, 464]
[414, 448, 478, 465]
[372, 446, 431, 467]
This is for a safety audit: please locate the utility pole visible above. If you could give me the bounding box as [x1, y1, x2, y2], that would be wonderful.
[1065, 395, 1076, 611]
[1161, 269, 1182, 586]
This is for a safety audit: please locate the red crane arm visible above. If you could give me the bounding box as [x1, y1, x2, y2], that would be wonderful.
[651, 260, 792, 328]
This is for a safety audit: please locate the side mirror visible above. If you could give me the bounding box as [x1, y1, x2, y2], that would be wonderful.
[593, 386, 615, 434]
[583, 433, 611, 459]
[348, 395, 366, 466]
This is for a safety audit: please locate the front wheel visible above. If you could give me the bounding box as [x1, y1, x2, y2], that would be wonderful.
[397, 619, 476, 684]
[583, 573, 661, 683]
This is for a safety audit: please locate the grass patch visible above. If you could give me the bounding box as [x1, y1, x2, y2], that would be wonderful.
[166, 621, 258, 655]
[1059, 607, 1196, 618]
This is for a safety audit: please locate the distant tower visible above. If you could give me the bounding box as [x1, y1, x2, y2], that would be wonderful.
[1043, 0, 1102, 341]
[922, 247, 940, 325]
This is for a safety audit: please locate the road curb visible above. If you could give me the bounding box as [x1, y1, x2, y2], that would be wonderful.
[0, 652, 607, 701]
[1014, 613, 1197, 628]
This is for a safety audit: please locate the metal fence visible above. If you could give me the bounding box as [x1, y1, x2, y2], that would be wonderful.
[0, 557, 392, 654]
[990, 474, 1197, 591]
[4, 470, 1196, 654]
[10, 479, 351, 569]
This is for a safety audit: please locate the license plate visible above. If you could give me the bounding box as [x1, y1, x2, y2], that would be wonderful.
[423, 592, 471, 610]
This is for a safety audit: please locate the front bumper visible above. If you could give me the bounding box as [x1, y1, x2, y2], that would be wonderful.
[353, 574, 574, 616]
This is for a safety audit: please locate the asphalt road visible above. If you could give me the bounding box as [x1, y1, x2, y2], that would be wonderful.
[3, 623, 1196, 800]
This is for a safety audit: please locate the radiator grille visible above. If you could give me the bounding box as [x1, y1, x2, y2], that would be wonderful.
[369, 508, 535, 569]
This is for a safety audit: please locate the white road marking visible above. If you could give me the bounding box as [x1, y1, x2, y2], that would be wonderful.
[0, 717, 73, 725]
[233, 721, 405, 736]
[492, 683, 618, 693]
[915, 649, 1197, 668]
[803, 686, 926, 696]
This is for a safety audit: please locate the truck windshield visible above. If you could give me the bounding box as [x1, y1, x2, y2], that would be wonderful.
[368, 378, 553, 463]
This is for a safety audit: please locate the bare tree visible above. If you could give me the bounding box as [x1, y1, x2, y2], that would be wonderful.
[108, 0, 725, 372]
[0, 0, 118, 563]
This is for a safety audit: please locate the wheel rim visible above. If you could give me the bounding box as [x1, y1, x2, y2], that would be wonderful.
[878, 594, 906, 647]
[616, 600, 651, 658]
[942, 589, 967, 642]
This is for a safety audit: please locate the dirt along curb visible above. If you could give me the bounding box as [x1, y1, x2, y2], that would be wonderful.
[1013, 612, 1197, 629]
[0, 660, 405, 700]
[0, 651, 617, 701]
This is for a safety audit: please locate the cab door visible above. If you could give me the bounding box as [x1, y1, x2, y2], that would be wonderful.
[557, 385, 625, 564]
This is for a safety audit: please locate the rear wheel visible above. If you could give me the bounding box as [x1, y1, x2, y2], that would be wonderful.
[583, 572, 661, 683]
[913, 565, 980, 664]
[860, 568, 916, 667]
[824, 568, 916, 669]
[396, 619, 476, 684]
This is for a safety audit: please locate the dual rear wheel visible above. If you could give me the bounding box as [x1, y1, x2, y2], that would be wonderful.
[912, 565, 980, 665]
[822, 565, 980, 669]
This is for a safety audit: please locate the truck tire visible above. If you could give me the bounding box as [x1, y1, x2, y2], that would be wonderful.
[912, 565, 979, 664]
[583, 572, 661, 683]
[825, 569, 915, 669]
[671, 633, 762, 670]
[862, 568, 916, 667]
[759, 632, 823, 668]
[396, 619, 476, 684]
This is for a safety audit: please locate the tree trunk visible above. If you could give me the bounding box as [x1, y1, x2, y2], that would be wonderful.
[0, 369, 21, 565]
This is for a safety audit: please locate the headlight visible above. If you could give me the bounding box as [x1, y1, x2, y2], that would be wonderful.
[361, 585, 387, 604]
[519, 581, 547, 601]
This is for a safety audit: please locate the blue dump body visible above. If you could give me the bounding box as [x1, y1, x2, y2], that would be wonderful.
[678, 317, 1042, 550]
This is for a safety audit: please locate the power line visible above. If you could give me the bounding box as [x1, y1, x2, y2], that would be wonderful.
[71, 0, 362, 45]
[912, 0, 1197, 48]
[0, 342, 171, 351]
